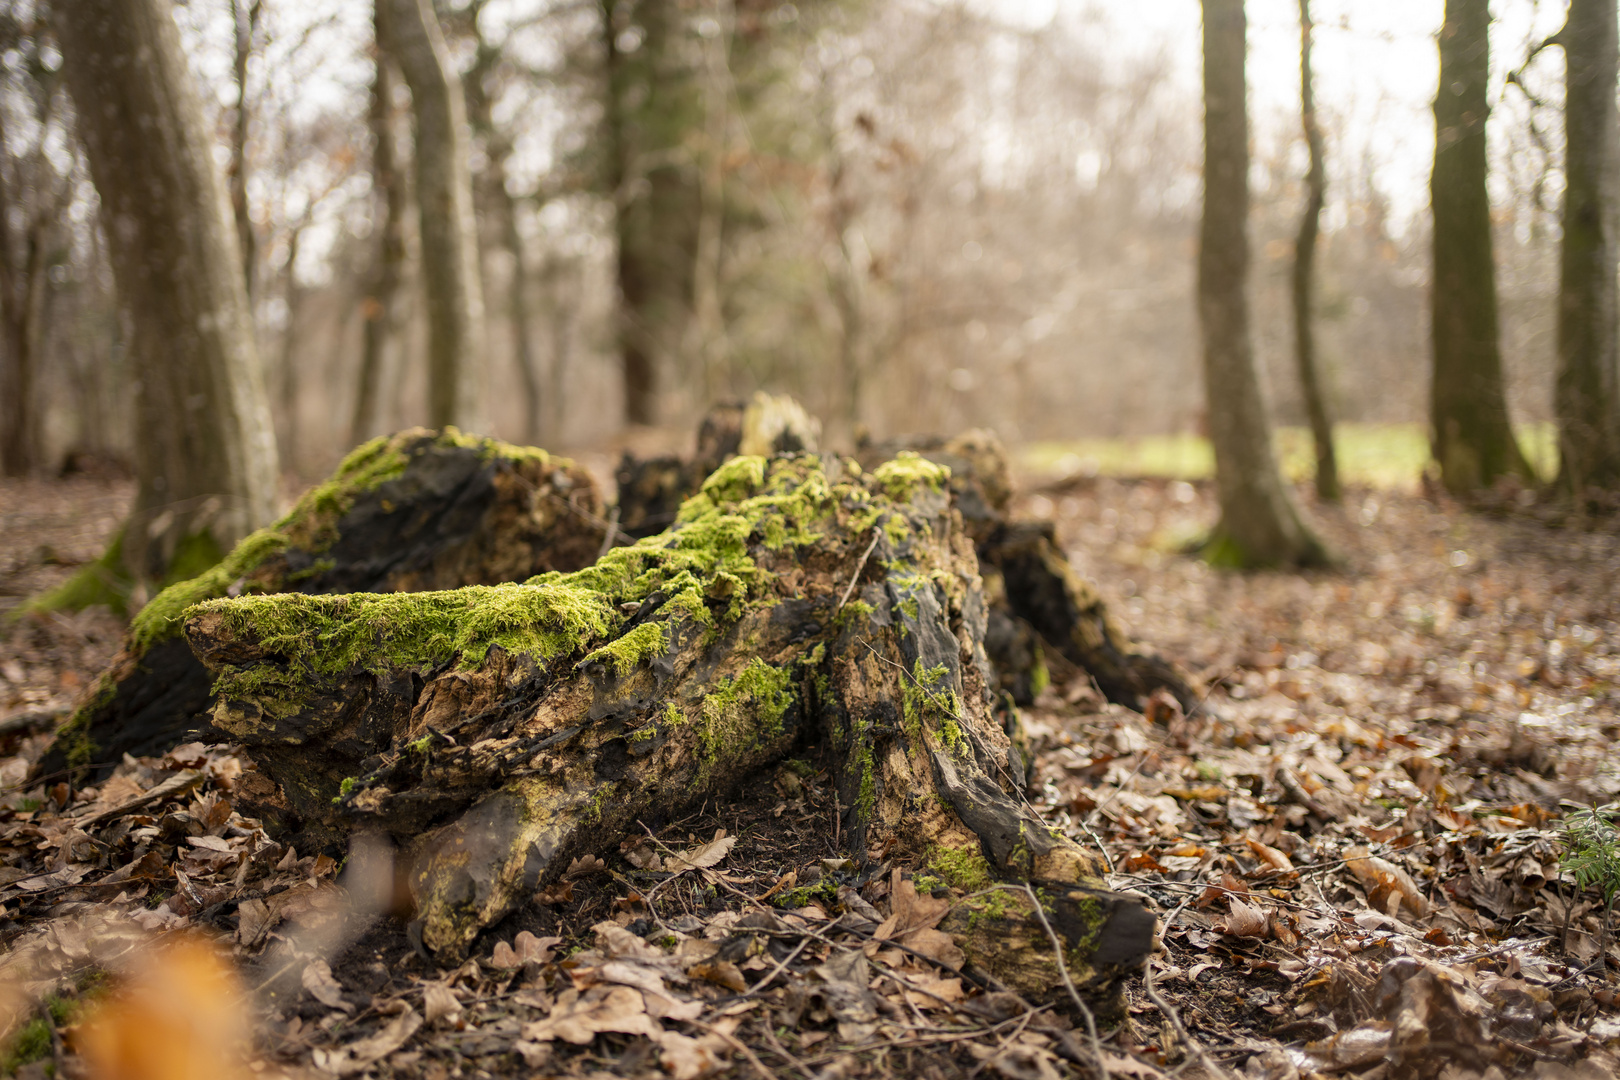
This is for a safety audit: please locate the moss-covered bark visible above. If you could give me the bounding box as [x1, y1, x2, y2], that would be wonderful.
[182, 452, 1154, 1004]
[39, 429, 605, 782]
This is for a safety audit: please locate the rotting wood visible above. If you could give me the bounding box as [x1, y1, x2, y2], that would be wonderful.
[182, 451, 1155, 1008]
[622, 417, 1197, 713]
[38, 428, 605, 782]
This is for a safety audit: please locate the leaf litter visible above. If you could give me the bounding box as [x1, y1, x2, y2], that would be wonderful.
[0, 473, 1616, 1078]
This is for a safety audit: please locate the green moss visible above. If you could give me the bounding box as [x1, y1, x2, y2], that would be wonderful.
[407, 734, 435, 754]
[663, 702, 686, 727]
[2, 1016, 50, 1074]
[871, 451, 949, 502]
[854, 736, 877, 823]
[774, 876, 838, 909]
[698, 658, 796, 770]
[11, 527, 133, 622]
[929, 843, 992, 892]
[334, 776, 357, 803]
[833, 599, 875, 634]
[882, 515, 912, 545]
[902, 660, 966, 756]
[582, 621, 669, 678]
[1028, 646, 1050, 697]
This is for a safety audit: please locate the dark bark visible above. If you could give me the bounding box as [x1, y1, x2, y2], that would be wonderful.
[601, 0, 702, 426]
[1293, 0, 1338, 503]
[0, 105, 62, 478]
[352, 5, 408, 447]
[1430, 0, 1532, 495]
[1198, 0, 1329, 568]
[229, 0, 262, 304]
[461, 5, 544, 445]
[183, 452, 1154, 1009]
[52, 0, 280, 588]
[388, 0, 485, 430]
[1556, 0, 1620, 498]
[40, 430, 606, 785]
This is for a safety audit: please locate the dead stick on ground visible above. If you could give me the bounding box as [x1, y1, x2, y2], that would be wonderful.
[838, 529, 882, 610]
[597, 505, 622, 560]
[1010, 883, 1109, 1080]
[1144, 897, 1233, 1080]
[691, 1018, 778, 1080]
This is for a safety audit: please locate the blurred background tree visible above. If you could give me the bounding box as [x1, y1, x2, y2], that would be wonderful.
[0, 0, 1614, 532]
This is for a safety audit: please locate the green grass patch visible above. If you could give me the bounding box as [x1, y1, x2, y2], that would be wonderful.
[1022, 422, 1559, 490]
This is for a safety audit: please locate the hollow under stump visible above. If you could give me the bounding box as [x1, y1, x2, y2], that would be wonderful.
[38, 428, 606, 783]
[182, 451, 1155, 1013]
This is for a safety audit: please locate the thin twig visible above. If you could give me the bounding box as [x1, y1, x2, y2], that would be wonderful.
[690, 1018, 778, 1080]
[1143, 897, 1233, 1080]
[838, 529, 882, 610]
[1010, 883, 1109, 1079]
[597, 505, 622, 559]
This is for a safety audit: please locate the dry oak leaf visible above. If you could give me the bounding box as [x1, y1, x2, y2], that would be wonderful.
[314, 1006, 422, 1076]
[653, 1029, 723, 1080]
[565, 854, 607, 879]
[1344, 845, 1431, 918]
[1244, 836, 1294, 874]
[520, 985, 662, 1045]
[302, 959, 353, 1014]
[491, 931, 562, 969]
[664, 829, 738, 873]
[1221, 896, 1270, 939]
[422, 982, 462, 1026]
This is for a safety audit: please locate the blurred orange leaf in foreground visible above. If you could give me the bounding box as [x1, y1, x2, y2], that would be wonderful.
[76, 936, 249, 1080]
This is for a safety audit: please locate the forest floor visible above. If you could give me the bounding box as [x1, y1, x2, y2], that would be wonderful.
[0, 466, 1617, 1079]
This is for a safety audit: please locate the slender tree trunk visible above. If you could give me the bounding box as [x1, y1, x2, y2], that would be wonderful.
[1431, 0, 1532, 495]
[1293, 0, 1339, 502]
[1198, 0, 1328, 568]
[686, 0, 732, 405]
[601, 0, 701, 427]
[351, 6, 407, 447]
[229, 0, 261, 304]
[602, 0, 655, 426]
[461, 14, 544, 445]
[278, 227, 304, 474]
[542, 254, 577, 446]
[0, 84, 63, 477]
[1556, 0, 1620, 498]
[53, 0, 279, 597]
[387, 0, 485, 431]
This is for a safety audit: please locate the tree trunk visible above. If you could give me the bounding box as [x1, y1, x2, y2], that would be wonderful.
[461, 12, 545, 446]
[601, 0, 702, 426]
[183, 452, 1154, 1008]
[39, 430, 607, 785]
[53, 0, 280, 597]
[352, 6, 408, 448]
[0, 119, 56, 478]
[229, 0, 261, 305]
[1431, 0, 1532, 495]
[1556, 0, 1620, 499]
[1198, 0, 1329, 568]
[1293, 0, 1339, 503]
[387, 0, 485, 431]
[277, 227, 304, 473]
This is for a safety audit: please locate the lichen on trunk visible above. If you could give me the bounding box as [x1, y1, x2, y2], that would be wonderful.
[183, 451, 1154, 998]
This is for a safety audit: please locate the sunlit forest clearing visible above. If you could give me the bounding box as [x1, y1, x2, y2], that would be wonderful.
[1, 0, 1618, 1078]
[1025, 422, 1562, 489]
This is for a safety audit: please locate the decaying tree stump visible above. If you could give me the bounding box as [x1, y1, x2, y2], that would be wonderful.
[629, 416, 1198, 711]
[39, 429, 605, 781]
[182, 452, 1155, 1008]
[616, 394, 822, 537]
